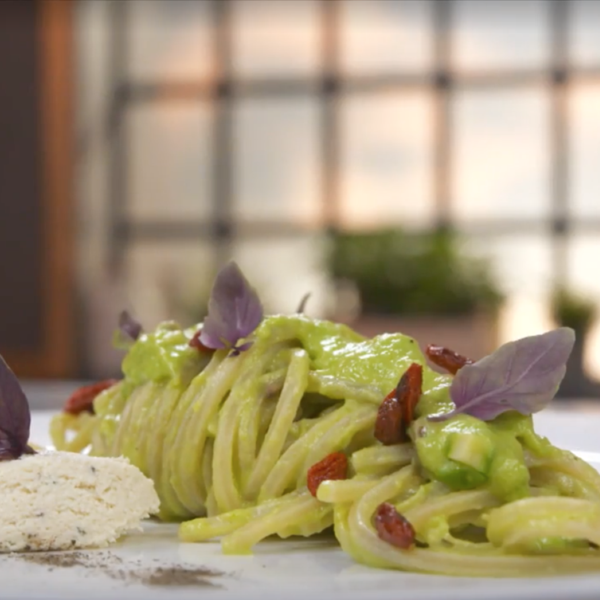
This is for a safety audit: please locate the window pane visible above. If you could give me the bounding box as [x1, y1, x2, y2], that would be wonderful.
[464, 234, 553, 352]
[452, 88, 550, 222]
[499, 295, 553, 347]
[340, 91, 434, 229]
[570, 84, 600, 219]
[453, 0, 550, 72]
[231, 0, 320, 78]
[464, 234, 553, 298]
[127, 103, 213, 221]
[568, 235, 600, 298]
[567, 233, 600, 379]
[339, 0, 434, 75]
[232, 236, 327, 316]
[570, 0, 600, 67]
[233, 97, 321, 226]
[77, 0, 112, 129]
[125, 241, 214, 328]
[129, 0, 213, 81]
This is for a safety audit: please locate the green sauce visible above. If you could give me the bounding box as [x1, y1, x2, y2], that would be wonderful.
[122, 321, 208, 392]
[413, 410, 555, 502]
[255, 315, 453, 403]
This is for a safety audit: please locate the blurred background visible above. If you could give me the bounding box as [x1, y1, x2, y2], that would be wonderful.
[2, 0, 600, 401]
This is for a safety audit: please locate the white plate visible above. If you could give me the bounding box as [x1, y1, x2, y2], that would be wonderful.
[7, 411, 600, 600]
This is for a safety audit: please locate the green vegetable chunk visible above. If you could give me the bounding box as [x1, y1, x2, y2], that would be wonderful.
[413, 413, 532, 502]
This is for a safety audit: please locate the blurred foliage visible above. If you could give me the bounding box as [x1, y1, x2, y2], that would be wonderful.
[327, 228, 504, 316]
[159, 269, 211, 327]
[552, 287, 597, 333]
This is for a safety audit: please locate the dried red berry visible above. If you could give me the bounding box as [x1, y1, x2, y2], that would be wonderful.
[63, 379, 119, 415]
[374, 391, 404, 445]
[374, 502, 415, 549]
[374, 363, 423, 445]
[307, 452, 348, 497]
[425, 344, 473, 375]
[400, 363, 423, 429]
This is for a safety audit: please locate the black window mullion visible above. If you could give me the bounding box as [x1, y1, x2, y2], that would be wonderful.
[433, 0, 453, 230]
[211, 0, 235, 269]
[114, 68, 600, 105]
[550, 0, 570, 289]
[107, 0, 129, 275]
[321, 0, 341, 233]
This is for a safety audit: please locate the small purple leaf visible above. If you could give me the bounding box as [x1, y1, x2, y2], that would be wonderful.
[0, 355, 33, 460]
[199, 261, 263, 353]
[113, 311, 144, 350]
[296, 292, 311, 314]
[189, 329, 214, 352]
[119, 310, 143, 342]
[430, 327, 575, 422]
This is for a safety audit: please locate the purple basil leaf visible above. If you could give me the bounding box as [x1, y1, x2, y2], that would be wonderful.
[296, 292, 311, 314]
[430, 327, 575, 422]
[200, 261, 263, 352]
[119, 310, 143, 342]
[189, 329, 213, 352]
[0, 355, 33, 459]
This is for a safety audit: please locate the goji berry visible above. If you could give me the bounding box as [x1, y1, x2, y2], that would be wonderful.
[374, 363, 423, 445]
[374, 393, 404, 445]
[374, 502, 415, 549]
[400, 363, 423, 429]
[425, 344, 473, 375]
[63, 379, 119, 415]
[307, 452, 348, 497]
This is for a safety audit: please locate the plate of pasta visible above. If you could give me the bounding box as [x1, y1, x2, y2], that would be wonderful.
[23, 261, 600, 599]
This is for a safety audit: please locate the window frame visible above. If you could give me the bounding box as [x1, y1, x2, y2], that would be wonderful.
[106, 0, 590, 290]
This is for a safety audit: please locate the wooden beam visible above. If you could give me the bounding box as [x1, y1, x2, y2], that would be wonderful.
[5, 0, 75, 378]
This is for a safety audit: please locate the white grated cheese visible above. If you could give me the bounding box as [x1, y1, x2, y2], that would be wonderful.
[0, 451, 159, 552]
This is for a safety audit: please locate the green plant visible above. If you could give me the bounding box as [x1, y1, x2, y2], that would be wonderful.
[552, 287, 597, 333]
[327, 228, 504, 317]
[158, 269, 211, 327]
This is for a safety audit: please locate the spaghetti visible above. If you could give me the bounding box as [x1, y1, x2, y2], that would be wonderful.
[50, 312, 600, 577]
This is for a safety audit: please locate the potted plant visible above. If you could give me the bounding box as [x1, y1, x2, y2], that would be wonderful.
[326, 228, 505, 361]
[551, 287, 600, 398]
